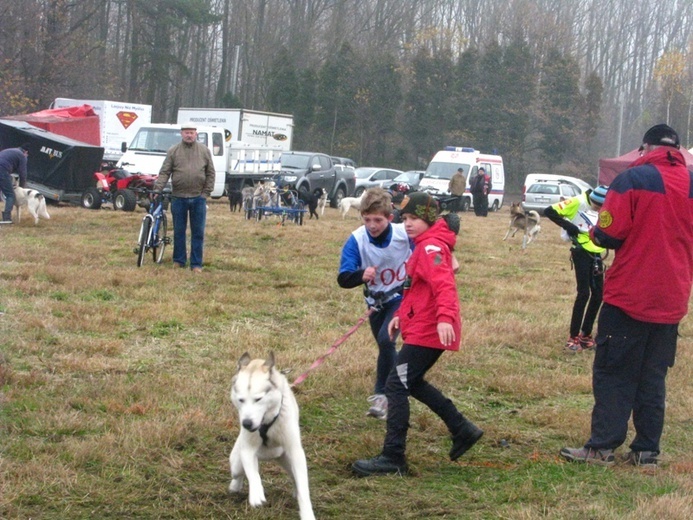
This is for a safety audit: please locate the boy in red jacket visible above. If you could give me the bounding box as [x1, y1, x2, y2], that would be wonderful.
[352, 192, 483, 476]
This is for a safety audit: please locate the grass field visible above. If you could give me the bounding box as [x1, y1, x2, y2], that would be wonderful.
[1, 198, 691, 519]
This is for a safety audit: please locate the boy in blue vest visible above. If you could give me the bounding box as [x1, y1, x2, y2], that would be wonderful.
[338, 188, 412, 419]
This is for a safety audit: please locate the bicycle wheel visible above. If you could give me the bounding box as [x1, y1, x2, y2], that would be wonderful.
[152, 213, 168, 264]
[136, 217, 151, 267]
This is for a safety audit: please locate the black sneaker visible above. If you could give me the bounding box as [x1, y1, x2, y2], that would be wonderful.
[623, 450, 659, 468]
[352, 454, 408, 477]
[450, 425, 484, 461]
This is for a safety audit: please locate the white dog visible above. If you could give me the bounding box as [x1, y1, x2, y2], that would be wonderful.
[13, 184, 51, 225]
[229, 352, 315, 520]
[339, 193, 365, 219]
[317, 189, 328, 216]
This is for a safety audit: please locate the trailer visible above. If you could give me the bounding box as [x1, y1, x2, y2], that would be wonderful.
[176, 108, 293, 150]
[0, 119, 104, 204]
[52, 98, 152, 166]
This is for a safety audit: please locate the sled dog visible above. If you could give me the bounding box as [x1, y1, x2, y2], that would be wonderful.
[229, 352, 315, 520]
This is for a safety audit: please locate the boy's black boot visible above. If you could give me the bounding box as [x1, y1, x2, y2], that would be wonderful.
[0, 211, 12, 224]
[352, 453, 408, 477]
[450, 421, 484, 461]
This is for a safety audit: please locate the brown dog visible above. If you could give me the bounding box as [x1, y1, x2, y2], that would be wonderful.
[503, 202, 541, 249]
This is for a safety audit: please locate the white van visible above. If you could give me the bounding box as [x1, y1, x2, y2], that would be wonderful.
[421, 146, 505, 211]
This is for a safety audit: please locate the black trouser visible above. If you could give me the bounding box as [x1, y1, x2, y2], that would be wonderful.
[382, 344, 466, 461]
[569, 247, 603, 338]
[472, 193, 488, 216]
[586, 303, 678, 453]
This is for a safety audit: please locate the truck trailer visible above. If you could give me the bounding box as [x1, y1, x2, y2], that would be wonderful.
[176, 108, 293, 150]
[52, 98, 152, 165]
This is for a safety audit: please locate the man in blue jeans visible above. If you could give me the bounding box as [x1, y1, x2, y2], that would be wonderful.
[154, 123, 215, 272]
[0, 143, 30, 224]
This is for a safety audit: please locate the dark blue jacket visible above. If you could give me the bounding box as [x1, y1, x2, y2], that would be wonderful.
[0, 148, 28, 187]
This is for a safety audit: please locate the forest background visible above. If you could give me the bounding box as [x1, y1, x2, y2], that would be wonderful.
[1, 0, 693, 189]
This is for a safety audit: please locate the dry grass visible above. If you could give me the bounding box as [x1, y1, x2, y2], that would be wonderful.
[0, 199, 691, 519]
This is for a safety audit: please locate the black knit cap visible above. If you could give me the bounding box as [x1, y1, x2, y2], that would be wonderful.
[400, 192, 439, 225]
[639, 124, 680, 151]
[19, 142, 31, 152]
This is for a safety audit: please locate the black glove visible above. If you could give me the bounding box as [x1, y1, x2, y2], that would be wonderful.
[442, 212, 460, 235]
[564, 222, 580, 238]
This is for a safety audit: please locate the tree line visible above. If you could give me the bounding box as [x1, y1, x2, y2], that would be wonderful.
[1, 0, 691, 189]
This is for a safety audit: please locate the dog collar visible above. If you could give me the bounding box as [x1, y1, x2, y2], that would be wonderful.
[259, 399, 282, 446]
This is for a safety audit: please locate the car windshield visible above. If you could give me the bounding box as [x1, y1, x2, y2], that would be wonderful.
[424, 162, 470, 180]
[528, 184, 559, 195]
[394, 172, 418, 183]
[129, 128, 182, 152]
[280, 154, 310, 169]
[355, 168, 377, 179]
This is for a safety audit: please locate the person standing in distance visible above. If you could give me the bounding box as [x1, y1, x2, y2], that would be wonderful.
[560, 124, 692, 467]
[448, 167, 466, 212]
[0, 143, 30, 224]
[154, 123, 215, 272]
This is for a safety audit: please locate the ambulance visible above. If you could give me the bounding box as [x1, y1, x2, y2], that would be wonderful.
[421, 146, 505, 211]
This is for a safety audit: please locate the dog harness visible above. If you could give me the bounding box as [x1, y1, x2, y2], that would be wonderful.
[259, 397, 283, 446]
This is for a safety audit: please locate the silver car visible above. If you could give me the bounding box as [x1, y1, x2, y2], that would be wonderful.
[522, 181, 582, 214]
[353, 167, 403, 197]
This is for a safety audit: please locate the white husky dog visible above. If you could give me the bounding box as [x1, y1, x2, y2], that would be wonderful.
[339, 192, 364, 219]
[229, 352, 315, 520]
[12, 183, 51, 225]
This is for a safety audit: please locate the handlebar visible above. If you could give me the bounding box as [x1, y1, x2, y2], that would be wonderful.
[132, 187, 173, 198]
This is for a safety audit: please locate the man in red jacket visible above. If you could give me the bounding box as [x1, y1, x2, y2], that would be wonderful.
[352, 192, 483, 476]
[560, 124, 693, 467]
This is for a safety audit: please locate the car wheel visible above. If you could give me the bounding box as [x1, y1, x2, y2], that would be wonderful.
[461, 197, 471, 212]
[491, 199, 500, 212]
[330, 187, 345, 208]
[354, 187, 365, 198]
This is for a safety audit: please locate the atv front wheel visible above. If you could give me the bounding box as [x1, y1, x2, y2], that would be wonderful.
[115, 189, 137, 211]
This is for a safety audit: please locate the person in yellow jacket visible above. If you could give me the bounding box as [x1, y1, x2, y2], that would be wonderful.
[544, 186, 608, 352]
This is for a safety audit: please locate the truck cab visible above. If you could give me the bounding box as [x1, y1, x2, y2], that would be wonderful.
[118, 124, 227, 198]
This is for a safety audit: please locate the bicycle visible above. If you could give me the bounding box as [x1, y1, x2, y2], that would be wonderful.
[133, 189, 172, 267]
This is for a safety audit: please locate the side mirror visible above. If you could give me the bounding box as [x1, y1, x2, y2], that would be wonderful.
[311, 163, 321, 171]
[121, 142, 127, 153]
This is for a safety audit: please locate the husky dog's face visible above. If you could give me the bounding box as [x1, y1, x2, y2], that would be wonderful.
[231, 353, 281, 432]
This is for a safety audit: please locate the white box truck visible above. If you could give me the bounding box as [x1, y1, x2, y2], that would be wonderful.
[53, 98, 152, 165]
[421, 146, 505, 211]
[176, 108, 293, 150]
[118, 124, 283, 198]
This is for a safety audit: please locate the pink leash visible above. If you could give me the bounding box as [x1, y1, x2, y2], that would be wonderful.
[292, 307, 375, 387]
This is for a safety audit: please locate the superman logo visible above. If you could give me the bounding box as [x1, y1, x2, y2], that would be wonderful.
[116, 111, 139, 129]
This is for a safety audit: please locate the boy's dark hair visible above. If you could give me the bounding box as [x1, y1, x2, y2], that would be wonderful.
[360, 188, 393, 216]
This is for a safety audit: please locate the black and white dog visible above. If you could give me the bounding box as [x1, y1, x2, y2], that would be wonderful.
[298, 188, 326, 220]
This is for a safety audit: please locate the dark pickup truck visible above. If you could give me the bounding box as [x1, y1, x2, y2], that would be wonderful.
[273, 151, 356, 208]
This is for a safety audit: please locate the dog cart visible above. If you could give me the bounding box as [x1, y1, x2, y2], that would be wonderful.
[255, 188, 306, 225]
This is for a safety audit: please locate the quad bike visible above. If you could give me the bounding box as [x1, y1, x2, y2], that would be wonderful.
[81, 167, 157, 211]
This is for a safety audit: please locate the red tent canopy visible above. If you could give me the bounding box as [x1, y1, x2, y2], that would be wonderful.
[599, 147, 693, 185]
[2, 105, 100, 146]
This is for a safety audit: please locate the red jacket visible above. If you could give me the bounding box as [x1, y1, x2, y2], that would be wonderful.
[591, 147, 693, 323]
[396, 219, 461, 350]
